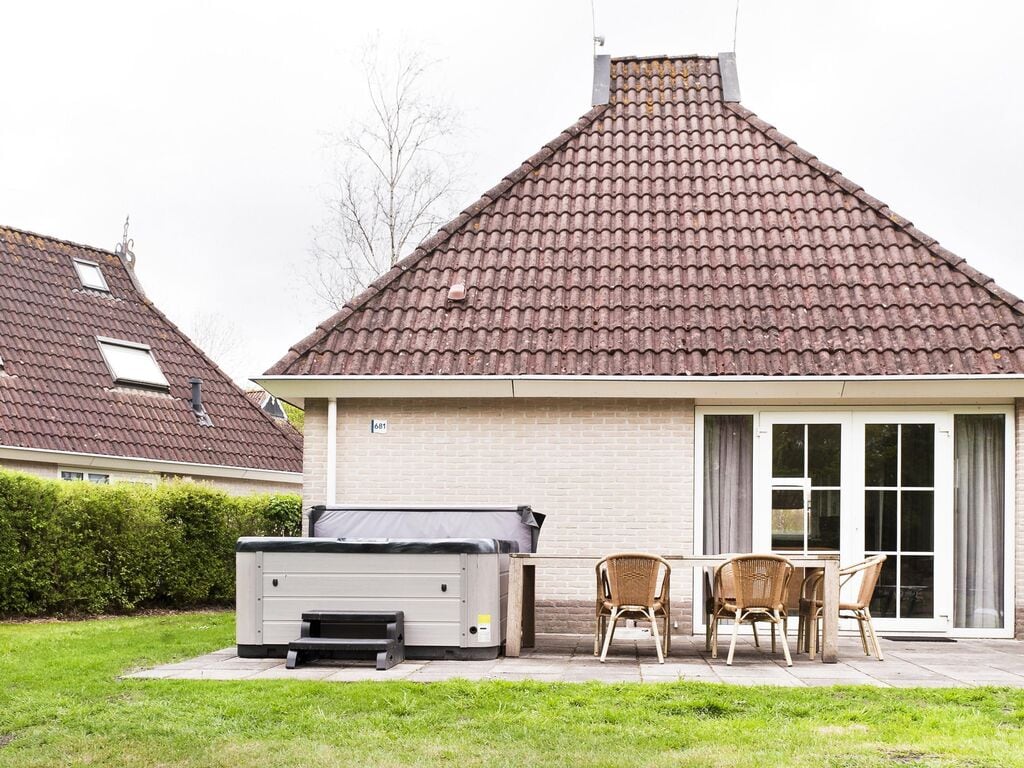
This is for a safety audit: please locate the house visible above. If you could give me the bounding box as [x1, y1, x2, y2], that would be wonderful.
[0, 225, 302, 494]
[246, 387, 291, 423]
[257, 54, 1022, 639]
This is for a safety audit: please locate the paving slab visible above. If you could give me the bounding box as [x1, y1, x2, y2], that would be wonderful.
[124, 634, 1024, 687]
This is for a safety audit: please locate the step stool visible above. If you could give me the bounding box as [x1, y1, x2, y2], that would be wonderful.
[286, 611, 405, 670]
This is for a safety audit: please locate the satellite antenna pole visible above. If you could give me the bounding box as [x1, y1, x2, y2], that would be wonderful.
[590, 0, 605, 54]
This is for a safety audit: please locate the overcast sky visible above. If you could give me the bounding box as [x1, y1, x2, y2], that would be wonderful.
[2, 1, 1022, 385]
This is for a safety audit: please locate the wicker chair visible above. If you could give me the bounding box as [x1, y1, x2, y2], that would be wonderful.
[798, 555, 887, 661]
[709, 554, 794, 666]
[705, 561, 774, 651]
[594, 553, 670, 663]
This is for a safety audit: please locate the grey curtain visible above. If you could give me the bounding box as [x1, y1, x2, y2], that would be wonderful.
[954, 414, 1005, 629]
[703, 415, 753, 555]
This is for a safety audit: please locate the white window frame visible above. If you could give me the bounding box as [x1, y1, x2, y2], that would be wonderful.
[96, 337, 170, 390]
[693, 404, 1015, 639]
[59, 468, 110, 484]
[72, 258, 110, 292]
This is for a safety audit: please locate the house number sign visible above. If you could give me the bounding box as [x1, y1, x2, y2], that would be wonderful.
[370, 419, 388, 434]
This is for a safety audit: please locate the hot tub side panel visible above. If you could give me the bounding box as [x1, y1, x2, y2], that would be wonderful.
[237, 549, 508, 659]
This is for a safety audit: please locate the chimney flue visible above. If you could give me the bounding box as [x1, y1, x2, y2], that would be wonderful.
[189, 377, 214, 427]
[592, 54, 611, 106]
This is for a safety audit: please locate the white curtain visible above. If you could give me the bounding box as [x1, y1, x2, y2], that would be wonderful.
[703, 415, 753, 555]
[954, 415, 1004, 629]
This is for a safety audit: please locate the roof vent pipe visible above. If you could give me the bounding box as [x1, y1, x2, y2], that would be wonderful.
[189, 377, 214, 427]
[592, 54, 611, 106]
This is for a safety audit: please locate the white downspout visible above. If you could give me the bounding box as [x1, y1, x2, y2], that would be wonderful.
[326, 398, 337, 505]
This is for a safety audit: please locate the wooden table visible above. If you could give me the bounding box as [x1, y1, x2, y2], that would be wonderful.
[505, 553, 843, 663]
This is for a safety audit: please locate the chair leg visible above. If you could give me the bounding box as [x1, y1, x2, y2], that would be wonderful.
[648, 609, 664, 664]
[727, 613, 741, 665]
[594, 615, 601, 656]
[809, 613, 818, 661]
[771, 621, 777, 653]
[776, 610, 792, 667]
[864, 609, 884, 661]
[797, 614, 805, 653]
[856, 614, 869, 655]
[664, 614, 671, 656]
[600, 608, 618, 662]
[752, 622, 760, 648]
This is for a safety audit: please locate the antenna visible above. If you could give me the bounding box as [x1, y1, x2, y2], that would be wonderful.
[590, 0, 605, 54]
[732, 0, 741, 53]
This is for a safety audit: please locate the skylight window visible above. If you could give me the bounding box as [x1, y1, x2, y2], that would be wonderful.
[97, 338, 169, 389]
[73, 259, 109, 292]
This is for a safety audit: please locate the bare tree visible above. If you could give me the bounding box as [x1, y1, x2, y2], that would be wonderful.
[183, 310, 245, 379]
[309, 46, 462, 309]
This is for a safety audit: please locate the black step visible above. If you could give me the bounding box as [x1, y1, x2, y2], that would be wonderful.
[301, 611, 402, 623]
[286, 638, 404, 670]
[289, 637, 397, 650]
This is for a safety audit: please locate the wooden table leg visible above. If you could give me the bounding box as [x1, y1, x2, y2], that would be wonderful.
[522, 564, 535, 648]
[505, 557, 524, 657]
[821, 557, 840, 664]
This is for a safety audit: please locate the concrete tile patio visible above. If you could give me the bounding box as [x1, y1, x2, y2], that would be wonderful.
[124, 634, 1024, 687]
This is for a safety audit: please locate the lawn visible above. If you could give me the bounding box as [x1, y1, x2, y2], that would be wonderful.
[1, 613, 1023, 767]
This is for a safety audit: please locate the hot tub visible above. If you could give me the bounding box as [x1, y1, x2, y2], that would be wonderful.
[236, 537, 517, 659]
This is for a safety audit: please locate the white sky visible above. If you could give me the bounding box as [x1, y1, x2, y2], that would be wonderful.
[2, 1, 1022, 384]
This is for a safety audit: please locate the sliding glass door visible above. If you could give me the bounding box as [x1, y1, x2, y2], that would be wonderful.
[699, 407, 1010, 637]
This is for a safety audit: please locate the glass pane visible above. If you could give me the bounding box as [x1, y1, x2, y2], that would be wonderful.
[808, 489, 841, 550]
[901, 556, 934, 618]
[771, 488, 804, 550]
[901, 424, 935, 487]
[870, 556, 897, 618]
[865, 424, 898, 487]
[772, 424, 804, 477]
[864, 490, 897, 551]
[901, 491, 934, 552]
[99, 341, 170, 388]
[807, 424, 841, 486]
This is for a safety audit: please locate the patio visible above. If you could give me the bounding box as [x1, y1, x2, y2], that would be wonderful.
[126, 633, 1024, 687]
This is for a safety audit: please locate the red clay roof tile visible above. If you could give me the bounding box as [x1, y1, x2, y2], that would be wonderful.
[269, 55, 1024, 377]
[0, 226, 303, 472]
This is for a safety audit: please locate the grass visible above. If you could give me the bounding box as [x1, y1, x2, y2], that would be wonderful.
[1, 613, 1023, 767]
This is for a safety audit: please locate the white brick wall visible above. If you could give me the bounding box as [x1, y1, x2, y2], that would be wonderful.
[302, 398, 1023, 637]
[302, 398, 696, 632]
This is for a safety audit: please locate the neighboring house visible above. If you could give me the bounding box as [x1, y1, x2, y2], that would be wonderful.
[246, 387, 289, 422]
[258, 54, 1023, 639]
[0, 225, 302, 494]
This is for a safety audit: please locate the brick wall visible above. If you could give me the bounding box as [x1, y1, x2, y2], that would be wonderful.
[302, 398, 696, 633]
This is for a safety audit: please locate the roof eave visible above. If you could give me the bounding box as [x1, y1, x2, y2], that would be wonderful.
[254, 373, 1024, 408]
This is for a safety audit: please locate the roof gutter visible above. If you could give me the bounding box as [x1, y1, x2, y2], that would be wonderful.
[253, 374, 1024, 407]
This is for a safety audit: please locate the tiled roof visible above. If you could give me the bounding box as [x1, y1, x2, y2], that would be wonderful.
[269, 55, 1024, 377]
[0, 226, 303, 472]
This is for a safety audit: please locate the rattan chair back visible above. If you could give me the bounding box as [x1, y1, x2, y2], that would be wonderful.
[602, 553, 668, 608]
[730, 554, 793, 612]
[848, 554, 887, 608]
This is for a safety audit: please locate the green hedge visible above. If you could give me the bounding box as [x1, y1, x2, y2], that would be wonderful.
[0, 469, 301, 616]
